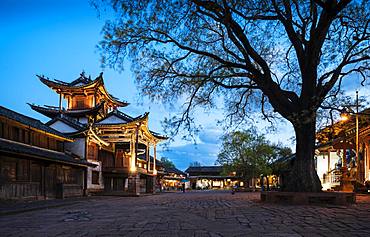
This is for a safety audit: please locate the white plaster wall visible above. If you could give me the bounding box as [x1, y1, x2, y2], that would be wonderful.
[316, 154, 329, 181]
[78, 117, 88, 124]
[65, 138, 86, 159]
[185, 181, 190, 189]
[97, 115, 126, 124]
[49, 120, 78, 133]
[87, 161, 104, 191]
[316, 151, 342, 180]
[329, 151, 342, 169]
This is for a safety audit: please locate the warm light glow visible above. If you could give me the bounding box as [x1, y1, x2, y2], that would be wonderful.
[240, 182, 244, 187]
[130, 166, 137, 173]
[153, 169, 157, 175]
[340, 114, 349, 121]
[340, 109, 350, 121]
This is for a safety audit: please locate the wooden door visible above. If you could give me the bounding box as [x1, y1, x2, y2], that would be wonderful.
[44, 165, 57, 198]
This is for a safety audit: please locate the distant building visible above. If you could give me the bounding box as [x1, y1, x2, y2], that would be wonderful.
[0, 106, 94, 199]
[29, 72, 166, 195]
[160, 166, 187, 191]
[185, 166, 242, 189]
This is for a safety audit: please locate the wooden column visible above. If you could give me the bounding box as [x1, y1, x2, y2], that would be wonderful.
[146, 142, 150, 172]
[42, 165, 46, 199]
[130, 132, 136, 173]
[83, 168, 88, 196]
[342, 149, 347, 168]
[58, 93, 62, 112]
[153, 143, 157, 174]
[365, 143, 369, 181]
[327, 151, 331, 173]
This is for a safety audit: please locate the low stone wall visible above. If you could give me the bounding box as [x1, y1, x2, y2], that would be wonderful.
[261, 191, 356, 205]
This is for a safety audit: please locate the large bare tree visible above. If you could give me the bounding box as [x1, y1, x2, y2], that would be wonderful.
[98, 0, 370, 192]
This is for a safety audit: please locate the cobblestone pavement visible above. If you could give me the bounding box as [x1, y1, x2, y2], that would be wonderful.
[0, 191, 369, 237]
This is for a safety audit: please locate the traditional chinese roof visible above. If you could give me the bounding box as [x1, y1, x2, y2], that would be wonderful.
[0, 138, 95, 167]
[316, 107, 370, 147]
[95, 109, 138, 125]
[185, 166, 223, 175]
[96, 110, 167, 141]
[28, 102, 105, 119]
[165, 167, 187, 176]
[187, 175, 238, 179]
[37, 72, 128, 107]
[149, 130, 168, 140]
[0, 106, 71, 141]
[46, 116, 86, 131]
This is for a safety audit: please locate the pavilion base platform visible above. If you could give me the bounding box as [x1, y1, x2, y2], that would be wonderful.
[261, 191, 356, 205]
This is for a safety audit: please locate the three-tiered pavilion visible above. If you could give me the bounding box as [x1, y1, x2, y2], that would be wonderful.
[30, 72, 166, 195]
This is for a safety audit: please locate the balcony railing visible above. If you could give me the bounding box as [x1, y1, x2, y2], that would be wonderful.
[322, 171, 341, 184]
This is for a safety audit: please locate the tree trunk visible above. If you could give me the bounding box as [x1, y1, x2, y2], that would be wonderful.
[284, 118, 322, 192]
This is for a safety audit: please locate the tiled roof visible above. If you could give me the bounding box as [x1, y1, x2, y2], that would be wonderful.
[0, 138, 94, 167]
[95, 109, 137, 125]
[0, 106, 71, 140]
[46, 116, 86, 131]
[28, 102, 105, 119]
[165, 167, 187, 176]
[68, 72, 93, 86]
[37, 73, 129, 107]
[185, 166, 223, 174]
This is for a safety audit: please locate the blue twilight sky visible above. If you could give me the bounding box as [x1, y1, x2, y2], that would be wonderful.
[0, 0, 365, 171]
[0, 0, 232, 170]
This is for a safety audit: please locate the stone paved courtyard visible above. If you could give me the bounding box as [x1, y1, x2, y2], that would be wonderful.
[0, 191, 369, 237]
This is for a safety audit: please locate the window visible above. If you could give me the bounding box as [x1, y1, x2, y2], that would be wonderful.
[74, 98, 86, 109]
[31, 163, 41, 182]
[32, 132, 40, 146]
[20, 129, 26, 143]
[16, 160, 30, 181]
[0, 121, 4, 138]
[92, 171, 99, 185]
[12, 126, 20, 142]
[0, 160, 16, 182]
[56, 140, 64, 152]
[40, 135, 48, 148]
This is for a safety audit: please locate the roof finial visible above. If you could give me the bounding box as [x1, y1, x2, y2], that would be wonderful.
[99, 72, 103, 77]
[81, 70, 86, 78]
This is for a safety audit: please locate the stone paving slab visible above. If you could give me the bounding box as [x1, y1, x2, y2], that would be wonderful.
[0, 191, 369, 236]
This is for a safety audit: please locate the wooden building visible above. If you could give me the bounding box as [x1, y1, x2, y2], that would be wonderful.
[316, 111, 370, 191]
[29, 72, 166, 195]
[185, 166, 242, 190]
[160, 166, 187, 191]
[0, 106, 93, 200]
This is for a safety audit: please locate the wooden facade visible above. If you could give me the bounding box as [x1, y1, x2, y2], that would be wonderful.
[316, 114, 370, 192]
[0, 106, 92, 200]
